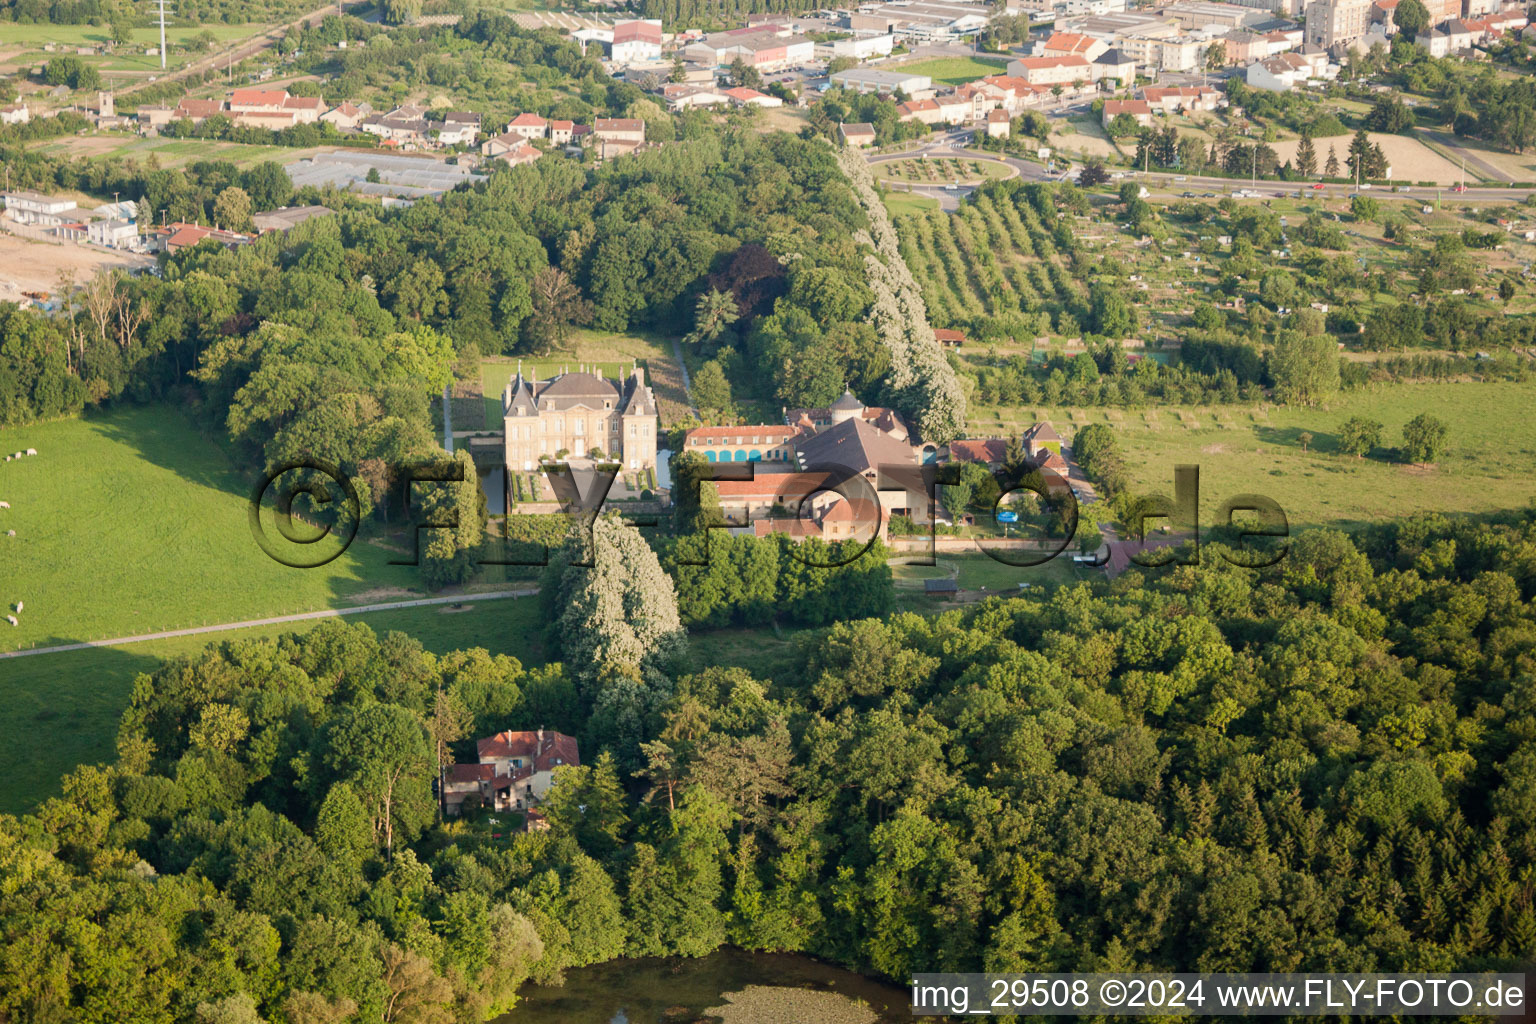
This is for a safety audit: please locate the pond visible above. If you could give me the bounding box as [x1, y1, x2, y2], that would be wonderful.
[494, 948, 911, 1024]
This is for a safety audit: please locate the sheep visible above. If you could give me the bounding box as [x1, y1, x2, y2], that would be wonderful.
[0, 501, 9, 509]
[4, 530, 13, 537]
[25, 448, 35, 456]
[4, 616, 14, 627]
[13, 601, 21, 613]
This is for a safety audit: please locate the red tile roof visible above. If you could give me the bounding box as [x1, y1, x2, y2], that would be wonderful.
[476, 729, 579, 772]
[614, 20, 663, 43]
[949, 439, 1007, 464]
[229, 88, 288, 108]
[510, 112, 548, 127]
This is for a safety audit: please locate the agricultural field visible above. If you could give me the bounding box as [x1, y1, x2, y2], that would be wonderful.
[873, 155, 1014, 186]
[889, 56, 1007, 87]
[0, 596, 546, 816]
[975, 381, 1536, 529]
[897, 190, 1087, 328]
[0, 404, 441, 658]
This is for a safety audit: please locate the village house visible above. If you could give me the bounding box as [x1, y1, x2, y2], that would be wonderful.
[441, 728, 579, 817]
[505, 112, 549, 140]
[1102, 98, 1154, 126]
[86, 218, 139, 248]
[610, 20, 665, 63]
[1006, 54, 1095, 86]
[837, 121, 877, 147]
[494, 140, 543, 167]
[160, 222, 251, 253]
[723, 86, 784, 107]
[664, 83, 732, 110]
[320, 101, 372, 130]
[226, 87, 323, 129]
[1141, 85, 1224, 113]
[985, 107, 1012, 137]
[502, 365, 658, 472]
[1, 103, 31, 125]
[1091, 47, 1138, 83]
[173, 97, 225, 123]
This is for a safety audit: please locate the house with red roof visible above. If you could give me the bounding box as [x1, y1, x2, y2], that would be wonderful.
[723, 86, 783, 108]
[441, 728, 580, 816]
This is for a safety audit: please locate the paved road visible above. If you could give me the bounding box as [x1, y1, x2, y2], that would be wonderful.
[0, 588, 538, 661]
[867, 129, 1071, 208]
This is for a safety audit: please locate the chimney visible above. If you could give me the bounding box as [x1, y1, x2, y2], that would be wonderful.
[633, 364, 644, 386]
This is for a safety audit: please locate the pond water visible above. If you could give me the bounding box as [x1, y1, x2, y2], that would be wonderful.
[493, 949, 911, 1024]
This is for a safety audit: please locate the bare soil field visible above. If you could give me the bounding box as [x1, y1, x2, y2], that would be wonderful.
[0, 232, 153, 300]
[1268, 132, 1464, 185]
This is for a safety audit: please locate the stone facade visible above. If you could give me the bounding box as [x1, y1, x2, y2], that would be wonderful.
[502, 366, 658, 472]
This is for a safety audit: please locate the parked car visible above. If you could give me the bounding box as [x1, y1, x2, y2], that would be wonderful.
[1181, 191, 1195, 198]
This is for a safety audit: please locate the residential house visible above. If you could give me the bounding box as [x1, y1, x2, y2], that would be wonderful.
[548, 119, 576, 145]
[837, 121, 877, 147]
[436, 112, 481, 146]
[173, 98, 225, 123]
[985, 107, 1012, 137]
[663, 83, 732, 110]
[1091, 47, 1137, 83]
[494, 141, 543, 167]
[1102, 98, 1154, 126]
[226, 88, 322, 128]
[1142, 85, 1223, 112]
[1005, 54, 1094, 85]
[1, 103, 31, 125]
[611, 20, 664, 63]
[593, 117, 646, 159]
[933, 328, 968, 347]
[2, 190, 77, 227]
[723, 86, 783, 107]
[481, 131, 529, 157]
[441, 729, 579, 816]
[320, 101, 372, 130]
[1245, 50, 1320, 88]
[505, 112, 549, 140]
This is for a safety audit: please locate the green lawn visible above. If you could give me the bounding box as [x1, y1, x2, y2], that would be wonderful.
[1001, 382, 1536, 529]
[882, 191, 940, 218]
[0, 596, 545, 816]
[480, 328, 689, 428]
[893, 56, 1008, 87]
[0, 404, 439, 656]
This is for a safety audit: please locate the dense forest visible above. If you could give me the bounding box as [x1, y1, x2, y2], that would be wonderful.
[2, 508, 1534, 1020]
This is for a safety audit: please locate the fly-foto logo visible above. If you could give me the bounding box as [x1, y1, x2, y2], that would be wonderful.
[248, 459, 1289, 572]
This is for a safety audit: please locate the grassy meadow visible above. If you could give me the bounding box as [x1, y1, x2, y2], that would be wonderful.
[0, 404, 437, 656]
[891, 56, 1008, 87]
[976, 382, 1536, 529]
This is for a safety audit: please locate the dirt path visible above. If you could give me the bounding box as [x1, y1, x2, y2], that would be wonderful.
[0, 587, 538, 660]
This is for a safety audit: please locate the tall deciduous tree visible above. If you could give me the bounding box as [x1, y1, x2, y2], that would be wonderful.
[546, 513, 686, 688]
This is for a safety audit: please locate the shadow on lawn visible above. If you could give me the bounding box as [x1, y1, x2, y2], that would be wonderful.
[0, 639, 163, 816]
